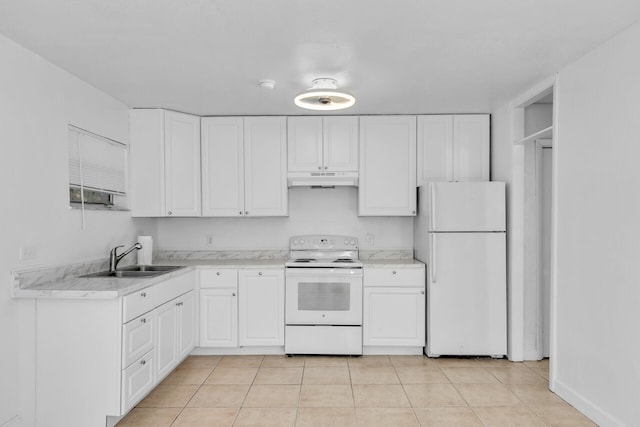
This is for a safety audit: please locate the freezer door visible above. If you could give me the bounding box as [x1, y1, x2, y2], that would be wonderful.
[430, 182, 505, 232]
[427, 232, 506, 357]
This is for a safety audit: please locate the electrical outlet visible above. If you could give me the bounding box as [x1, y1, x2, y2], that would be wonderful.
[206, 234, 214, 247]
[20, 246, 36, 260]
[366, 234, 375, 246]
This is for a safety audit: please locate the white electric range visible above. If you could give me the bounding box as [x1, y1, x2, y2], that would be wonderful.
[284, 235, 363, 356]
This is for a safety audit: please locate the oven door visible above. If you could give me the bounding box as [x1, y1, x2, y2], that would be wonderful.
[285, 267, 363, 325]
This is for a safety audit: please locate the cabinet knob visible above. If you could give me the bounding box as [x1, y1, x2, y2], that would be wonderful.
[392, 270, 397, 275]
[140, 318, 146, 323]
[318, 166, 322, 170]
[412, 210, 416, 214]
[420, 291, 425, 294]
[168, 211, 173, 215]
[232, 292, 236, 297]
[245, 211, 249, 215]
[140, 292, 147, 298]
[216, 271, 221, 276]
[239, 211, 242, 215]
[140, 359, 146, 365]
[258, 272, 262, 276]
[324, 166, 328, 170]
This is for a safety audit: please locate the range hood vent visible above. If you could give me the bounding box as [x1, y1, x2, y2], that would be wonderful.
[287, 171, 358, 187]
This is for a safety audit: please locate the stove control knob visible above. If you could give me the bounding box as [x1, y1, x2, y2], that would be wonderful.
[344, 239, 349, 245]
[350, 239, 356, 246]
[300, 239, 305, 245]
[293, 239, 298, 246]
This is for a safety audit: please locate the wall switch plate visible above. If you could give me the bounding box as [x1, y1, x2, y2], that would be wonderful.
[206, 235, 214, 247]
[20, 246, 36, 260]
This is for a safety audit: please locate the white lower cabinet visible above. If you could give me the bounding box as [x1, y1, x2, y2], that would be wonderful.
[238, 269, 285, 346]
[121, 350, 155, 412]
[200, 288, 238, 347]
[33, 270, 196, 427]
[199, 267, 284, 349]
[155, 290, 195, 380]
[363, 265, 426, 352]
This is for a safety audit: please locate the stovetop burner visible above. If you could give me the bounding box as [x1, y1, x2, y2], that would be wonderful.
[293, 258, 317, 263]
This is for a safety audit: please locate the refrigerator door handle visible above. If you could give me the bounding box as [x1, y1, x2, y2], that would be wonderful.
[431, 234, 437, 284]
[430, 183, 436, 231]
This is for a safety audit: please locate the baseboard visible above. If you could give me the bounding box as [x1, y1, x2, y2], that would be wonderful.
[363, 346, 423, 355]
[553, 379, 628, 427]
[190, 346, 285, 356]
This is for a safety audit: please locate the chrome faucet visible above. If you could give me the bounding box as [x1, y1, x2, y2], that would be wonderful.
[109, 243, 143, 272]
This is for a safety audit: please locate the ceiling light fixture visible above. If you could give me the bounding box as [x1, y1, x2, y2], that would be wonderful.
[294, 78, 355, 111]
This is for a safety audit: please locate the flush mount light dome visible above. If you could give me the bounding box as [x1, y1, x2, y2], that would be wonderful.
[294, 78, 355, 111]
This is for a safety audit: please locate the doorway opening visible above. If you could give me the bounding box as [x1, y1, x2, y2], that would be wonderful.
[510, 83, 555, 370]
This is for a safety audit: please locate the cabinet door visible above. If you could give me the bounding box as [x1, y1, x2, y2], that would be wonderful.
[238, 269, 284, 346]
[359, 116, 417, 216]
[323, 116, 358, 171]
[201, 117, 245, 216]
[287, 117, 323, 172]
[417, 115, 454, 184]
[177, 291, 196, 360]
[453, 115, 490, 181]
[129, 109, 165, 217]
[363, 287, 425, 347]
[200, 289, 238, 347]
[155, 299, 178, 380]
[164, 111, 201, 216]
[244, 117, 288, 216]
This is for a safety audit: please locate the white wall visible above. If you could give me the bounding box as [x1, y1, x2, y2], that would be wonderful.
[551, 19, 640, 426]
[0, 34, 154, 426]
[157, 187, 413, 251]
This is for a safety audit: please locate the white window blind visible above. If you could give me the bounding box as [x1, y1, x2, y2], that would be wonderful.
[68, 126, 127, 195]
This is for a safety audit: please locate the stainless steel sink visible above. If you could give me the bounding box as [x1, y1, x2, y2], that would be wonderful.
[80, 265, 184, 278]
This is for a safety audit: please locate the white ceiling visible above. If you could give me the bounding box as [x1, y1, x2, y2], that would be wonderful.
[1, 0, 640, 116]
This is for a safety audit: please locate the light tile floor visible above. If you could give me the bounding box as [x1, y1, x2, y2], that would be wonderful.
[116, 355, 596, 427]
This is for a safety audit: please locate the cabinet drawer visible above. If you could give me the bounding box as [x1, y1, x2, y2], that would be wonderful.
[154, 271, 195, 304]
[121, 350, 155, 412]
[364, 267, 425, 287]
[200, 268, 238, 288]
[123, 288, 157, 323]
[122, 312, 155, 368]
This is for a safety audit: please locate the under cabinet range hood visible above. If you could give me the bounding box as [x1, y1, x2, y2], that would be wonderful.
[287, 171, 358, 187]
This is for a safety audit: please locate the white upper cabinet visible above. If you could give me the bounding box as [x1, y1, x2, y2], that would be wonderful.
[201, 116, 288, 217]
[453, 115, 490, 182]
[417, 114, 489, 185]
[244, 117, 288, 216]
[130, 109, 201, 217]
[201, 117, 245, 216]
[287, 117, 322, 172]
[359, 116, 417, 216]
[288, 116, 358, 172]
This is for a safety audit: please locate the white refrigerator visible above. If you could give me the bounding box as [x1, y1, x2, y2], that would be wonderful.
[415, 182, 507, 357]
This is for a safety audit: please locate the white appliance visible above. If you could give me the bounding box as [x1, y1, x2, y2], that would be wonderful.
[285, 235, 363, 355]
[415, 182, 507, 357]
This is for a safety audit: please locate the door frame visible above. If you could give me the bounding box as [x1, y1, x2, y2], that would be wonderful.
[508, 75, 558, 390]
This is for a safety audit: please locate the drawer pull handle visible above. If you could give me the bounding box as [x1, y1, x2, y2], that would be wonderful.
[140, 318, 146, 323]
[140, 292, 147, 298]
[140, 360, 146, 365]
